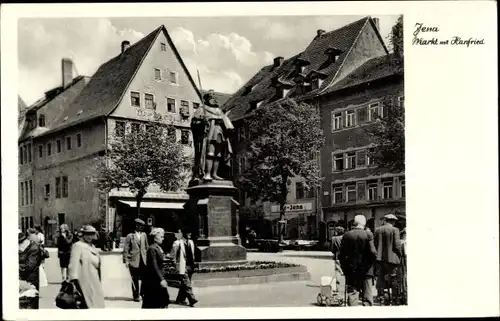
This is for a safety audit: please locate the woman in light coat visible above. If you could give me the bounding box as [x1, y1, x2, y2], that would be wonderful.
[68, 225, 105, 308]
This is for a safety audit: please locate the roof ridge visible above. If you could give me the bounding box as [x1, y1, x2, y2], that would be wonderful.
[317, 16, 370, 40]
[103, 26, 163, 117]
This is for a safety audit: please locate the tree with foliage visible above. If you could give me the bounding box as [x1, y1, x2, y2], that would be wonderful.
[366, 15, 405, 173]
[97, 121, 191, 218]
[389, 15, 404, 72]
[238, 99, 325, 243]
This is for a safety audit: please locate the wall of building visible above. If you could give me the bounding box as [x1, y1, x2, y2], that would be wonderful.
[19, 120, 106, 237]
[111, 29, 201, 142]
[319, 77, 405, 230]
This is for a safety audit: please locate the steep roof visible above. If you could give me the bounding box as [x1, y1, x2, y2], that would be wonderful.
[224, 17, 375, 121]
[41, 25, 202, 137]
[24, 75, 89, 114]
[324, 53, 401, 94]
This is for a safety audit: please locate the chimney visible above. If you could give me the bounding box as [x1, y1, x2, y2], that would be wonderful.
[61, 58, 74, 88]
[373, 18, 380, 32]
[317, 29, 326, 38]
[121, 40, 131, 54]
[273, 56, 284, 67]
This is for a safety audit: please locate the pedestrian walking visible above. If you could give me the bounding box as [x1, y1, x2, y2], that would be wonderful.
[32, 227, 49, 288]
[374, 214, 402, 305]
[397, 227, 407, 305]
[34, 225, 45, 245]
[171, 228, 198, 307]
[142, 227, 170, 309]
[57, 224, 74, 282]
[68, 225, 105, 308]
[339, 215, 377, 306]
[330, 226, 345, 260]
[123, 218, 149, 302]
[19, 229, 46, 309]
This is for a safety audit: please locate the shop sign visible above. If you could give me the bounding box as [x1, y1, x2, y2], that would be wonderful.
[271, 202, 312, 213]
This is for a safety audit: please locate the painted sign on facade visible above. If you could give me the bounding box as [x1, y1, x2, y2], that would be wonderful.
[270, 202, 313, 213]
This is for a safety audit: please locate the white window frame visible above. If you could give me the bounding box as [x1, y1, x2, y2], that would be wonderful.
[367, 183, 378, 201]
[332, 153, 344, 172]
[169, 71, 178, 84]
[333, 186, 343, 204]
[345, 110, 355, 127]
[154, 68, 162, 81]
[131, 91, 141, 107]
[369, 102, 383, 121]
[345, 152, 356, 170]
[400, 179, 406, 198]
[144, 93, 155, 110]
[382, 181, 394, 199]
[167, 97, 176, 113]
[346, 184, 356, 202]
[332, 112, 342, 131]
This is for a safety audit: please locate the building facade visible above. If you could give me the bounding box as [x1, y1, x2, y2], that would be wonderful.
[223, 16, 404, 240]
[18, 25, 232, 245]
[317, 55, 405, 239]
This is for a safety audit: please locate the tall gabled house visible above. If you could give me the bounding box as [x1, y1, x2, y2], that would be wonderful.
[19, 25, 204, 245]
[223, 16, 393, 240]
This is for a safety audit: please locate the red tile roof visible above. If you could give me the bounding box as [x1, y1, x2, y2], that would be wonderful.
[39, 25, 202, 137]
[224, 17, 375, 121]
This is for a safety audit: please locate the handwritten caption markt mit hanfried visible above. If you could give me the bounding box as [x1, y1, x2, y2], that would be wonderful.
[413, 23, 485, 47]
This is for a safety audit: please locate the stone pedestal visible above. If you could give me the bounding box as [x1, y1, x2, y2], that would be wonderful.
[186, 180, 247, 263]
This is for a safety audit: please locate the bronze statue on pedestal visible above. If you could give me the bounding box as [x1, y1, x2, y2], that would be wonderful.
[191, 90, 234, 182]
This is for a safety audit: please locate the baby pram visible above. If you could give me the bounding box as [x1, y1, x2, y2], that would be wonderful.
[317, 260, 345, 307]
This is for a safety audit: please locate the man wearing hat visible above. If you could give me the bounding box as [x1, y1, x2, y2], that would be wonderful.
[374, 213, 402, 305]
[123, 218, 149, 302]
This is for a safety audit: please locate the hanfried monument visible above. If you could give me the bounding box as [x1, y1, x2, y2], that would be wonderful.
[186, 90, 246, 264]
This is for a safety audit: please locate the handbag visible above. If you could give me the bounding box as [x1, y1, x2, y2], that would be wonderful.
[55, 281, 85, 309]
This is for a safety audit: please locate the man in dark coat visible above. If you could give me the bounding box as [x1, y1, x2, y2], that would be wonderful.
[339, 215, 377, 306]
[374, 214, 402, 304]
[123, 218, 149, 302]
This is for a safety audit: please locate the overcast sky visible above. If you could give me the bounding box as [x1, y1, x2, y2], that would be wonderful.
[18, 15, 399, 105]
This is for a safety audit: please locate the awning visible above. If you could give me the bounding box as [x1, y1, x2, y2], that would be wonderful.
[118, 200, 185, 209]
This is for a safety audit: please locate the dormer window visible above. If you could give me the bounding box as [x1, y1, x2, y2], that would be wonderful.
[311, 78, 324, 90]
[325, 47, 343, 65]
[294, 58, 310, 74]
[38, 114, 45, 127]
